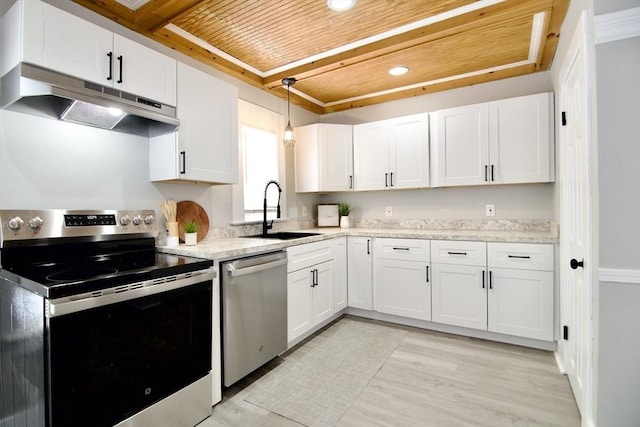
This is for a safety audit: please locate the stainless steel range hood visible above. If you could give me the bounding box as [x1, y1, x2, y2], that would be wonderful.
[0, 63, 179, 137]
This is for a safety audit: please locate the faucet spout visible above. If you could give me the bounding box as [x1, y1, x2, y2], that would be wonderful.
[263, 180, 282, 236]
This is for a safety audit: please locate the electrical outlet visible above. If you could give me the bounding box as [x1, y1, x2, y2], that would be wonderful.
[302, 206, 308, 217]
[385, 206, 393, 217]
[485, 204, 495, 217]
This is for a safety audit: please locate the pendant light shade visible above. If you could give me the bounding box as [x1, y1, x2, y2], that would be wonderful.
[282, 77, 296, 149]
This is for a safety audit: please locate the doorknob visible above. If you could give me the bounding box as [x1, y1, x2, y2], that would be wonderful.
[570, 258, 584, 270]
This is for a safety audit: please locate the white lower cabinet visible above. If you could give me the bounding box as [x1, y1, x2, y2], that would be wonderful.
[333, 237, 348, 312]
[287, 241, 335, 343]
[374, 238, 431, 321]
[431, 240, 554, 341]
[431, 263, 487, 330]
[347, 236, 373, 310]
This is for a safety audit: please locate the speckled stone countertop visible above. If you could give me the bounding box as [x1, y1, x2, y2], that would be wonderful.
[158, 219, 558, 261]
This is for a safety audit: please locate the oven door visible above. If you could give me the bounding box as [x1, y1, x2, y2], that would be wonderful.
[45, 270, 214, 427]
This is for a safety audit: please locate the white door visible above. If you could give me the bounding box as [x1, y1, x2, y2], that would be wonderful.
[287, 269, 313, 342]
[388, 113, 430, 189]
[375, 259, 431, 321]
[489, 93, 553, 184]
[431, 103, 489, 187]
[312, 261, 335, 324]
[333, 238, 348, 312]
[113, 34, 177, 105]
[319, 124, 353, 191]
[347, 237, 373, 309]
[353, 121, 388, 190]
[431, 263, 487, 330]
[488, 268, 554, 341]
[559, 12, 594, 417]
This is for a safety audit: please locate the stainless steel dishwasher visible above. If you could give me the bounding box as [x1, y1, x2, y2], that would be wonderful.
[221, 251, 288, 387]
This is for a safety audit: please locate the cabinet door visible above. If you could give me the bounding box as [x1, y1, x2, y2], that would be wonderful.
[113, 34, 176, 106]
[287, 269, 313, 342]
[388, 113, 429, 189]
[431, 263, 487, 330]
[312, 261, 335, 325]
[22, 2, 112, 85]
[430, 103, 489, 187]
[319, 124, 353, 191]
[294, 124, 320, 192]
[347, 236, 373, 309]
[488, 268, 553, 341]
[174, 63, 238, 184]
[489, 93, 553, 184]
[353, 121, 388, 190]
[374, 259, 431, 321]
[333, 237, 348, 312]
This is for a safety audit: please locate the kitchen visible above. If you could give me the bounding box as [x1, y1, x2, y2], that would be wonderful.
[0, 0, 638, 427]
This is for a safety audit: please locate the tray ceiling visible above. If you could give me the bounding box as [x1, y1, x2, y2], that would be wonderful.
[72, 0, 569, 114]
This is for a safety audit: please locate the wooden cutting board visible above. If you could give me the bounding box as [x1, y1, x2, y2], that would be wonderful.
[176, 201, 209, 242]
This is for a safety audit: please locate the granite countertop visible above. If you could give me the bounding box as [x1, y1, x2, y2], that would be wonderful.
[157, 223, 558, 261]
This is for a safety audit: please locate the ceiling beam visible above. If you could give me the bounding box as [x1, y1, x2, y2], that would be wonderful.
[322, 64, 538, 113]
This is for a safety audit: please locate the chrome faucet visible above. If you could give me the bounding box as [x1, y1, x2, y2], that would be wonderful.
[263, 180, 282, 236]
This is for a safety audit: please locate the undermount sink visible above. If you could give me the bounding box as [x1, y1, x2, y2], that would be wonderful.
[243, 232, 321, 240]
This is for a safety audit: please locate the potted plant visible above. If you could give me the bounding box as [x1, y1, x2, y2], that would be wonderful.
[338, 203, 351, 228]
[183, 221, 198, 246]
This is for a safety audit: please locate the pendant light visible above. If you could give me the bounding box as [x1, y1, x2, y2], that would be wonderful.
[282, 77, 297, 149]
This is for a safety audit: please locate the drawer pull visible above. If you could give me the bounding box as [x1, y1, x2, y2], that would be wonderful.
[508, 255, 531, 259]
[448, 251, 467, 256]
[426, 265, 429, 283]
[393, 247, 410, 251]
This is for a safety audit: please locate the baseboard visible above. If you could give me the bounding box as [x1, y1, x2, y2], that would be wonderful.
[345, 308, 557, 351]
[554, 350, 567, 374]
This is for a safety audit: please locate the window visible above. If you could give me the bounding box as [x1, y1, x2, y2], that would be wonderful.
[232, 100, 286, 223]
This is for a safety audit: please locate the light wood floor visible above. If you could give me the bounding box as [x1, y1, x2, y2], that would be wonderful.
[199, 316, 581, 427]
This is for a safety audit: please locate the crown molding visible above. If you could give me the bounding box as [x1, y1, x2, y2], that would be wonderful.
[599, 268, 640, 285]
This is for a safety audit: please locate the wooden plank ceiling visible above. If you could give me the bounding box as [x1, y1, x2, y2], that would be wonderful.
[72, 0, 569, 115]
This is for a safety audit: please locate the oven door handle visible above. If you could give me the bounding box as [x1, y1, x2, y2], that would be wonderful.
[226, 258, 287, 278]
[46, 268, 216, 318]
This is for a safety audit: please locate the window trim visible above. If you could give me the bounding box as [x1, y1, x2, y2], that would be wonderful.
[231, 100, 286, 225]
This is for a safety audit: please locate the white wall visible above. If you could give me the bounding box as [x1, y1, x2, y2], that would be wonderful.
[595, 31, 640, 427]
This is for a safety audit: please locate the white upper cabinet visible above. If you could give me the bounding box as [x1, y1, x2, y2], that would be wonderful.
[4, 1, 176, 105]
[353, 113, 429, 191]
[430, 93, 554, 187]
[295, 124, 353, 192]
[149, 63, 238, 184]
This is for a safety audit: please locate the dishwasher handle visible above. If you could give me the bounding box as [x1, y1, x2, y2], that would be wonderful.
[226, 258, 288, 278]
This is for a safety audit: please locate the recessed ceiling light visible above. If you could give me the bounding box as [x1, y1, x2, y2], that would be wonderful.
[327, 0, 356, 12]
[389, 66, 409, 76]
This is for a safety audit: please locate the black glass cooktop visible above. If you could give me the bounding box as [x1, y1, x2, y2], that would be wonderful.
[0, 238, 212, 299]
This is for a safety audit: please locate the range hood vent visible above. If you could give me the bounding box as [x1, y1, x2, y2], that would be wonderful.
[0, 63, 179, 137]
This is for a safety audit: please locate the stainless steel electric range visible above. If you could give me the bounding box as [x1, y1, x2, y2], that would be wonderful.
[0, 209, 215, 427]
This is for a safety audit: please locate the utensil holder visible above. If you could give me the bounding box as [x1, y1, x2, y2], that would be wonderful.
[167, 222, 179, 237]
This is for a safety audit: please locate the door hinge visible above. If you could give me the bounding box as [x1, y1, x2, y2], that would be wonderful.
[561, 111, 567, 126]
[563, 325, 569, 340]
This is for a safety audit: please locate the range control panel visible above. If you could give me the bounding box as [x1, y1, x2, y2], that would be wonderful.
[0, 209, 157, 245]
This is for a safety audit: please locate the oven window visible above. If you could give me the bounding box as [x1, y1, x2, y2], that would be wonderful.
[47, 281, 212, 427]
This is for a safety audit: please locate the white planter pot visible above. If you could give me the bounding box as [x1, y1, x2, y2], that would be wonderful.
[184, 232, 198, 246]
[340, 216, 350, 229]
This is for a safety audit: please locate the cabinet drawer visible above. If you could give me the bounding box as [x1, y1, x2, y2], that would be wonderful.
[430, 240, 486, 266]
[287, 240, 333, 272]
[488, 243, 553, 271]
[374, 238, 430, 261]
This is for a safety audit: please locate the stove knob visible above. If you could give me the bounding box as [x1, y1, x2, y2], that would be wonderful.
[132, 215, 143, 226]
[28, 216, 44, 230]
[119, 215, 131, 226]
[7, 216, 24, 231]
[144, 215, 155, 225]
